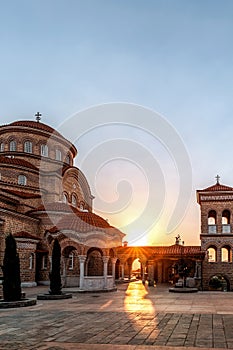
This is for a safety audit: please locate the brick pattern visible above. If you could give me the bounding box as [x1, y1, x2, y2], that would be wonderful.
[198, 184, 233, 290]
[0, 120, 94, 285]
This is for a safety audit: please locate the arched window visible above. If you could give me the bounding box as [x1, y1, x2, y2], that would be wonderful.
[65, 153, 70, 164]
[24, 141, 32, 153]
[222, 210, 231, 233]
[71, 193, 77, 207]
[207, 246, 217, 262]
[55, 149, 62, 161]
[208, 210, 217, 233]
[18, 175, 27, 186]
[9, 140, 16, 151]
[221, 246, 232, 262]
[29, 253, 35, 269]
[222, 210, 230, 224]
[62, 193, 68, 204]
[0, 142, 4, 152]
[68, 253, 74, 270]
[41, 144, 48, 157]
[42, 255, 48, 270]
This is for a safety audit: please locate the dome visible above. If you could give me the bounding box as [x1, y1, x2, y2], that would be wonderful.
[0, 119, 77, 157]
[9, 120, 60, 136]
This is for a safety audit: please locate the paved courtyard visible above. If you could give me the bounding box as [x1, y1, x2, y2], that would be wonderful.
[1, 281, 233, 350]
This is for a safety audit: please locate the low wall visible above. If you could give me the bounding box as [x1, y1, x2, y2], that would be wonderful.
[82, 276, 115, 291]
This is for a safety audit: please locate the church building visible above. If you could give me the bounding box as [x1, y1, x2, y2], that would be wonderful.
[0, 115, 232, 291]
[0, 115, 124, 290]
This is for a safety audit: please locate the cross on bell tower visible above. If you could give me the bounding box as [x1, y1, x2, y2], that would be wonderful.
[215, 174, 220, 184]
[35, 112, 42, 122]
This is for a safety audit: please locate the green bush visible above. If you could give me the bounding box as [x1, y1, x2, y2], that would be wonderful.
[2, 234, 22, 301]
[49, 238, 62, 295]
[209, 275, 222, 289]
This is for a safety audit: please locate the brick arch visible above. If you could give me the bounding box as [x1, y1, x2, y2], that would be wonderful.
[206, 245, 218, 262]
[59, 237, 82, 255]
[209, 274, 230, 291]
[86, 247, 104, 276]
[204, 240, 221, 249]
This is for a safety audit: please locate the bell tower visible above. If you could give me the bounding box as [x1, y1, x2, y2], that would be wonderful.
[197, 177, 233, 290]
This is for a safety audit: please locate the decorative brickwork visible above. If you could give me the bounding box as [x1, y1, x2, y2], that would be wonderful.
[197, 180, 233, 290]
[0, 117, 124, 291]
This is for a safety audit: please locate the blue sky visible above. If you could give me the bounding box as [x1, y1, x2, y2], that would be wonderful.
[1, 1, 233, 245]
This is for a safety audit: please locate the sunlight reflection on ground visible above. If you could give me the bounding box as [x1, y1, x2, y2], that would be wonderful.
[124, 281, 155, 314]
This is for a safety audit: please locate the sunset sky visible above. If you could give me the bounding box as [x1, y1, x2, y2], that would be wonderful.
[1, 1, 233, 246]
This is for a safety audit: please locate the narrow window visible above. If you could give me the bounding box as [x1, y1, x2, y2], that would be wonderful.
[55, 149, 62, 161]
[18, 175, 27, 186]
[222, 210, 230, 224]
[42, 255, 48, 270]
[62, 193, 68, 204]
[71, 194, 77, 207]
[9, 140, 16, 151]
[0, 143, 4, 152]
[221, 246, 232, 262]
[41, 144, 48, 157]
[207, 247, 217, 262]
[68, 253, 74, 270]
[208, 210, 217, 233]
[65, 154, 70, 164]
[24, 141, 32, 153]
[29, 253, 34, 269]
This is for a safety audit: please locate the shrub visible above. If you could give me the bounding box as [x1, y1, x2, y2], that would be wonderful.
[2, 234, 22, 301]
[209, 275, 222, 289]
[49, 238, 62, 295]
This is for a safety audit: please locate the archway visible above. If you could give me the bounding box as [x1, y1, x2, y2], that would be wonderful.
[86, 247, 103, 276]
[209, 275, 230, 291]
[132, 258, 141, 279]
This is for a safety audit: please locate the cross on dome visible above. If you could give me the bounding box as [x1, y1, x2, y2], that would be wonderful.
[215, 174, 220, 184]
[35, 112, 42, 122]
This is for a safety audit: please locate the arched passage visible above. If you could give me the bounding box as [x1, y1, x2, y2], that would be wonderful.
[86, 247, 103, 276]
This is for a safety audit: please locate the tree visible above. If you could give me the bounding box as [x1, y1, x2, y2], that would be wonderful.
[49, 238, 62, 295]
[2, 233, 22, 301]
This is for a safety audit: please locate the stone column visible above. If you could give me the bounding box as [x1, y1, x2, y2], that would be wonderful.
[194, 260, 202, 289]
[157, 261, 163, 283]
[147, 260, 155, 286]
[102, 256, 109, 289]
[120, 262, 125, 280]
[62, 256, 67, 287]
[79, 255, 86, 290]
[111, 257, 117, 286]
[128, 262, 132, 281]
[140, 260, 146, 284]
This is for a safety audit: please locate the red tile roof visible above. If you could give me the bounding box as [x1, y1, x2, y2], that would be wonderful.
[9, 120, 61, 136]
[200, 182, 233, 192]
[153, 244, 203, 255]
[4, 189, 41, 199]
[49, 212, 111, 233]
[28, 202, 78, 213]
[14, 231, 40, 240]
[0, 156, 38, 171]
[29, 202, 117, 233]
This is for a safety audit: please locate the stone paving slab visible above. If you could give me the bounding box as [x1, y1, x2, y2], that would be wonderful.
[0, 282, 233, 349]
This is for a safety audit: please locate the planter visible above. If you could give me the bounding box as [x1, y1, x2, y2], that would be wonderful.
[0, 298, 37, 308]
[37, 293, 72, 300]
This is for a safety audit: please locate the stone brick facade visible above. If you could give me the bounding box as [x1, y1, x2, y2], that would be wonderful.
[197, 180, 233, 290]
[0, 117, 124, 290]
[1, 117, 232, 292]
